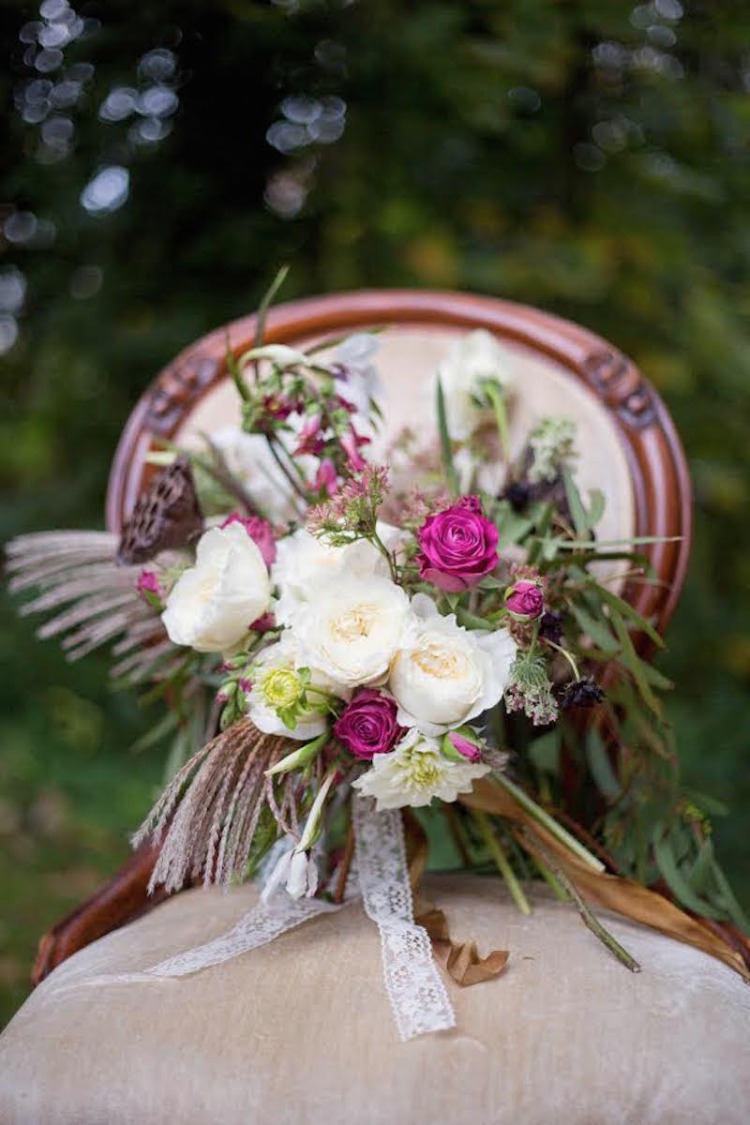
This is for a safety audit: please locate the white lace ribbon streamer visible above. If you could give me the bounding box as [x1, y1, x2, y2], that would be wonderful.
[353, 795, 456, 1042]
[71, 800, 455, 1043]
[144, 893, 342, 978]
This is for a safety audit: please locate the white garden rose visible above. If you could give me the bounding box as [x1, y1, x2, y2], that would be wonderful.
[389, 594, 517, 735]
[246, 636, 338, 740]
[293, 575, 413, 689]
[431, 328, 518, 442]
[272, 526, 402, 625]
[161, 523, 271, 654]
[352, 727, 490, 810]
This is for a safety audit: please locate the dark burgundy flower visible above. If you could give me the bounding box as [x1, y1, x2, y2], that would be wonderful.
[538, 611, 563, 645]
[417, 495, 499, 593]
[560, 678, 605, 709]
[333, 689, 404, 760]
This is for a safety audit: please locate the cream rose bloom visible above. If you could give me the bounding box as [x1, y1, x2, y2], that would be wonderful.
[389, 594, 516, 736]
[352, 728, 490, 810]
[272, 526, 403, 625]
[293, 575, 413, 689]
[431, 329, 518, 442]
[161, 523, 271, 653]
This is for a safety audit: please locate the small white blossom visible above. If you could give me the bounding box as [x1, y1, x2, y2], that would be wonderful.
[330, 333, 383, 416]
[352, 727, 490, 810]
[431, 329, 518, 442]
[261, 841, 319, 901]
[527, 416, 577, 484]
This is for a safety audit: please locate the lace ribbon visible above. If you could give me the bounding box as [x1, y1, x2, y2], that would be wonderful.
[353, 795, 456, 1042]
[144, 892, 342, 977]
[75, 801, 455, 1042]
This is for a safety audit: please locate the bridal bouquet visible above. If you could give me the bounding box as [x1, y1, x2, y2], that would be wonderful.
[9, 281, 749, 1040]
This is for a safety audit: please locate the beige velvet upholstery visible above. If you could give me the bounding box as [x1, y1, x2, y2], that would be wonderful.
[1, 875, 748, 1124]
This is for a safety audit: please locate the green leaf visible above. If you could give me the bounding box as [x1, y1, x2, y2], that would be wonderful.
[590, 582, 664, 649]
[588, 489, 605, 528]
[570, 601, 620, 655]
[562, 467, 590, 538]
[528, 728, 560, 774]
[610, 610, 662, 718]
[436, 376, 459, 495]
[652, 827, 728, 920]
[495, 504, 535, 546]
[585, 729, 622, 800]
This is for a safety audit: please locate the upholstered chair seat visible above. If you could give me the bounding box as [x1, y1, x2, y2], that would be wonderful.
[1, 877, 749, 1124]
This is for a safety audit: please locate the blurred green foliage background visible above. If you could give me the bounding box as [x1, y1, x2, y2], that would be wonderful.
[1, 0, 749, 1026]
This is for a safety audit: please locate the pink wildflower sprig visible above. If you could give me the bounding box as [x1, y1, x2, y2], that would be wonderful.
[307, 464, 390, 545]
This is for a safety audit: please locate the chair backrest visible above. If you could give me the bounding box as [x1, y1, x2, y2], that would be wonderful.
[107, 289, 691, 637]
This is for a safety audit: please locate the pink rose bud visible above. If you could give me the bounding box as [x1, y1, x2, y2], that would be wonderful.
[505, 579, 544, 621]
[443, 730, 483, 763]
[136, 569, 163, 605]
[417, 495, 499, 592]
[221, 513, 277, 566]
[333, 688, 405, 761]
[249, 611, 276, 634]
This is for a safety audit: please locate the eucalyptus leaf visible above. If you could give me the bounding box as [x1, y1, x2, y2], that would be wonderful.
[586, 729, 622, 800]
[652, 827, 728, 920]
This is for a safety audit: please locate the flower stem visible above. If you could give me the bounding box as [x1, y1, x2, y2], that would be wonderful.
[265, 436, 310, 504]
[473, 810, 532, 915]
[332, 819, 356, 904]
[484, 379, 511, 465]
[370, 530, 398, 583]
[541, 637, 581, 681]
[529, 851, 569, 902]
[490, 768, 605, 872]
[518, 828, 640, 972]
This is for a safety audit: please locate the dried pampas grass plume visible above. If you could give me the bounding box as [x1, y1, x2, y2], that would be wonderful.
[5, 530, 163, 665]
[133, 718, 292, 894]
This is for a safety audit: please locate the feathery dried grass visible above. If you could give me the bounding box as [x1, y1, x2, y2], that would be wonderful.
[6, 530, 164, 662]
[133, 718, 292, 894]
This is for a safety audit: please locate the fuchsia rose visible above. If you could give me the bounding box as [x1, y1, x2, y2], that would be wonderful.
[221, 513, 277, 566]
[417, 495, 499, 592]
[333, 689, 405, 761]
[505, 579, 544, 621]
